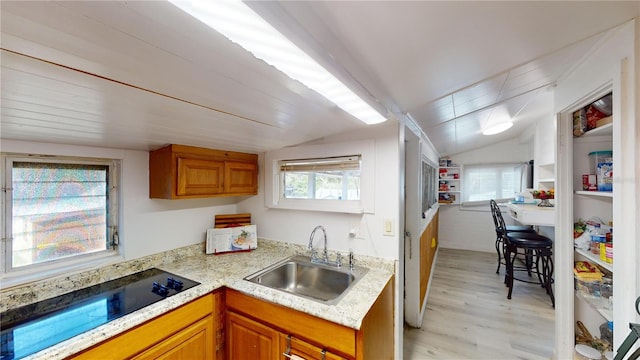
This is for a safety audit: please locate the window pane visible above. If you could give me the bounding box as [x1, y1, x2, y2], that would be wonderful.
[281, 157, 360, 201]
[283, 172, 310, 199]
[422, 161, 437, 213]
[501, 170, 515, 198]
[11, 162, 108, 268]
[462, 163, 524, 203]
[467, 168, 498, 201]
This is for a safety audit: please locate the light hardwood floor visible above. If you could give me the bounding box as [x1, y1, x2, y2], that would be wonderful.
[404, 248, 555, 360]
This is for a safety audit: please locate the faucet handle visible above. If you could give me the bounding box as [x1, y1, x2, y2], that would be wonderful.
[336, 252, 343, 267]
[309, 248, 318, 260]
[348, 249, 354, 270]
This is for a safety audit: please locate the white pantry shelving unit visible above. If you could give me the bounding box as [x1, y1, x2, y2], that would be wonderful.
[438, 165, 461, 205]
[553, 20, 638, 359]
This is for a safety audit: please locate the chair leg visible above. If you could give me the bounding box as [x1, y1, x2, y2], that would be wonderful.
[495, 236, 502, 274]
[544, 249, 555, 307]
[536, 247, 554, 307]
[534, 249, 545, 287]
[525, 248, 533, 276]
[503, 242, 510, 286]
[507, 247, 516, 300]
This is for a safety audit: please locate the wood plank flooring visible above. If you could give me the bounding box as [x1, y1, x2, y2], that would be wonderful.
[404, 248, 555, 360]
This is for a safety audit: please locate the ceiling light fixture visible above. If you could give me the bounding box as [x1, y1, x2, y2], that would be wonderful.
[169, 0, 387, 125]
[482, 121, 513, 135]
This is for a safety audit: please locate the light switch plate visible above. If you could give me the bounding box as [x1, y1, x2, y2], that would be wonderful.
[383, 218, 393, 236]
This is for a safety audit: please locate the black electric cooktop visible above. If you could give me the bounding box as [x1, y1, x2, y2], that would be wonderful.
[0, 268, 199, 360]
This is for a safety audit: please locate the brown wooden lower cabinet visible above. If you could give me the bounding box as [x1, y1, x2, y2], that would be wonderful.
[69, 293, 215, 360]
[225, 277, 394, 360]
[226, 311, 280, 360]
[67, 278, 393, 360]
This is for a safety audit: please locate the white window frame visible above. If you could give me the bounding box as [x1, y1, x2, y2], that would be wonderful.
[1, 153, 121, 284]
[461, 162, 523, 205]
[265, 140, 375, 214]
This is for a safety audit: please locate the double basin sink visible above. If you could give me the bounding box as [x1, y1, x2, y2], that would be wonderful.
[244, 255, 368, 305]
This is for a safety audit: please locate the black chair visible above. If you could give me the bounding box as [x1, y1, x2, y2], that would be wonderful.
[490, 199, 554, 306]
[489, 199, 536, 273]
[504, 231, 555, 307]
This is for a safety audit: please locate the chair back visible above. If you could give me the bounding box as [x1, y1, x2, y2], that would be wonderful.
[490, 199, 507, 237]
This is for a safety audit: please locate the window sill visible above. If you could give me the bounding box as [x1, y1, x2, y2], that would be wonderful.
[268, 198, 366, 214]
[1, 252, 123, 289]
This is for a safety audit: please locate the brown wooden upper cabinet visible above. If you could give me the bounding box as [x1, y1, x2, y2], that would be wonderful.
[149, 144, 258, 199]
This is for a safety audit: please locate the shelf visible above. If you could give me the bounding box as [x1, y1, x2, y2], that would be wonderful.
[575, 123, 613, 140]
[538, 178, 555, 183]
[575, 190, 613, 198]
[575, 292, 613, 322]
[438, 162, 461, 206]
[575, 248, 613, 272]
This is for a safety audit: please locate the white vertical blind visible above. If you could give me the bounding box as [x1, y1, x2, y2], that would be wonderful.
[462, 163, 523, 204]
[10, 162, 109, 268]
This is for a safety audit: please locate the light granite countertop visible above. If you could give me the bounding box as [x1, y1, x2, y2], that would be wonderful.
[1, 239, 395, 360]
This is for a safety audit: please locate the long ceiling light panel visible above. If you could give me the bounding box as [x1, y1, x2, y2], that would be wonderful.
[169, 0, 387, 125]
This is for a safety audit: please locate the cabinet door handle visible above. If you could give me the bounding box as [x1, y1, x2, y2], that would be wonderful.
[282, 353, 306, 360]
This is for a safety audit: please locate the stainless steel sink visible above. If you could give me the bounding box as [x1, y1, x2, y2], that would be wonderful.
[244, 255, 368, 304]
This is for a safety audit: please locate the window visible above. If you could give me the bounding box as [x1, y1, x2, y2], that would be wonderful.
[281, 156, 361, 200]
[265, 140, 374, 214]
[462, 163, 523, 204]
[3, 155, 119, 274]
[421, 159, 437, 214]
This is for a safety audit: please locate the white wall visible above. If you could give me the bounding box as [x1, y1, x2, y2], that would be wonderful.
[239, 121, 403, 359]
[120, 149, 239, 259]
[403, 124, 441, 328]
[438, 137, 533, 252]
[1, 140, 240, 262]
[239, 121, 401, 260]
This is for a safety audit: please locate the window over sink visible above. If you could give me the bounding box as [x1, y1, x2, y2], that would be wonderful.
[265, 140, 374, 214]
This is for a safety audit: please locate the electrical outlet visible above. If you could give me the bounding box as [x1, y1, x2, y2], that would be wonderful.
[350, 222, 364, 239]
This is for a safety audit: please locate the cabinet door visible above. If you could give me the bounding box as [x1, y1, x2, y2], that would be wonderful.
[227, 311, 280, 360]
[224, 161, 258, 194]
[132, 316, 214, 360]
[70, 295, 213, 359]
[280, 334, 349, 360]
[176, 157, 224, 196]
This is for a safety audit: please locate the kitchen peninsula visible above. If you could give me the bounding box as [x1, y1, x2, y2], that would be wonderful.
[505, 202, 556, 227]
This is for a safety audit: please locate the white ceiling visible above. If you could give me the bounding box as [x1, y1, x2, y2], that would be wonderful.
[1, 1, 638, 156]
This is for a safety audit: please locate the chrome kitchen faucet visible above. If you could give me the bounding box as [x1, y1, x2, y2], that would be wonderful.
[308, 225, 344, 268]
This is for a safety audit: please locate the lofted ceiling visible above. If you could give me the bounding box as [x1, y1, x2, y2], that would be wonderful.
[1, 1, 638, 156]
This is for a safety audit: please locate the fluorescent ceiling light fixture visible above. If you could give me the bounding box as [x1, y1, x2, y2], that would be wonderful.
[169, 0, 387, 125]
[482, 121, 513, 135]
